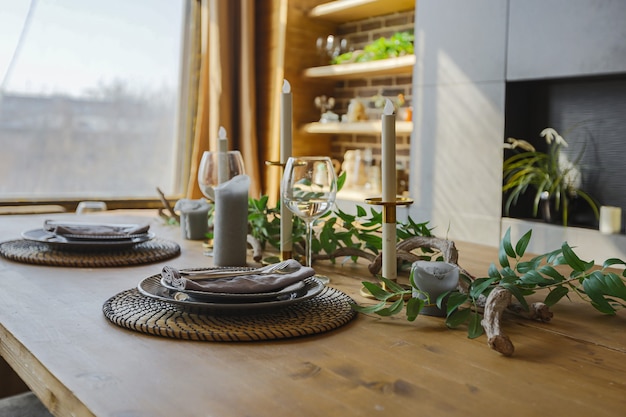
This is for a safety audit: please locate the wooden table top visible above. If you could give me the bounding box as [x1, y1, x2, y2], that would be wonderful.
[0, 210, 624, 417]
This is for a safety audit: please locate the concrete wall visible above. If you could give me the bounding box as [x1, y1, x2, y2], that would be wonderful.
[409, 0, 507, 245]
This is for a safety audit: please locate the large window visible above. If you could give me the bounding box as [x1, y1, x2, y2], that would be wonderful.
[0, 0, 194, 205]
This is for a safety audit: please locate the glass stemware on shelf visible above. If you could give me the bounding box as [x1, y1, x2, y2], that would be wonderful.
[197, 150, 245, 255]
[282, 156, 337, 284]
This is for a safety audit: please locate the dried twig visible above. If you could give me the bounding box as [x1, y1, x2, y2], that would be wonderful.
[156, 187, 179, 222]
[247, 235, 263, 263]
[481, 286, 515, 356]
[507, 302, 553, 322]
[368, 236, 459, 276]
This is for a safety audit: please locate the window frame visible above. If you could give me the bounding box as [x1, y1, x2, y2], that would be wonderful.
[0, 0, 200, 212]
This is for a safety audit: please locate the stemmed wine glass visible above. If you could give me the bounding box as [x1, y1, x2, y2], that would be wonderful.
[198, 150, 245, 202]
[197, 150, 245, 255]
[282, 156, 337, 283]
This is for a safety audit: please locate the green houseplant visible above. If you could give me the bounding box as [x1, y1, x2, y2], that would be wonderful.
[502, 127, 599, 226]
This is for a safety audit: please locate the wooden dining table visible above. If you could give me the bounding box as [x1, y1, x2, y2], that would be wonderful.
[0, 210, 624, 417]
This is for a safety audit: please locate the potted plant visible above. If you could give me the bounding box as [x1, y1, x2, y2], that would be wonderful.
[502, 127, 599, 226]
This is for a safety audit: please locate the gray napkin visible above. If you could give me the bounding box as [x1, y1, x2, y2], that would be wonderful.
[162, 263, 316, 294]
[44, 220, 150, 237]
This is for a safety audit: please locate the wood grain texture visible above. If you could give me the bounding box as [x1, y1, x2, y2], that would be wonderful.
[0, 211, 625, 417]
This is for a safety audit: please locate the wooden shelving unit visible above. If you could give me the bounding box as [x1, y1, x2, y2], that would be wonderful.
[302, 120, 413, 135]
[308, 0, 415, 22]
[302, 55, 415, 80]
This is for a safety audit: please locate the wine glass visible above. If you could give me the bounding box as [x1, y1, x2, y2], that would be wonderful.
[282, 156, 337, 283]
[197, 150, 245, 201]
[197, 150, 245, 255]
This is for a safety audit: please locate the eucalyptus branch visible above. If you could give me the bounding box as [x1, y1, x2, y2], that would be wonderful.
[351, 227, 626, 356]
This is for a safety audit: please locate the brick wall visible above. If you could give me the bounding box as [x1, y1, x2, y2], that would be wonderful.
[328, 10, 414, 189]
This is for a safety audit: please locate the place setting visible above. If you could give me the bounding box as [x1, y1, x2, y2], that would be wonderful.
[0, 218, 181, 267]
[102, 259, 358, 342]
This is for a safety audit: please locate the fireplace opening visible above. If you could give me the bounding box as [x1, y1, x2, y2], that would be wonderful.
[503, 74, 626, 231]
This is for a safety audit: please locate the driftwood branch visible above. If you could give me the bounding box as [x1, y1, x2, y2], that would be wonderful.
[481, 286, 515, 356]
[368, 236, 459, 276]
[247, 235, 263, 263]
[507, 302, 553, 322]
[313, 247, 377, 263]
[478, 287, 553, 355]
[156, 187, 179, 222]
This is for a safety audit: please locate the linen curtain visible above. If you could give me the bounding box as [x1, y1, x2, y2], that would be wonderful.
[186, 0, 286, 200]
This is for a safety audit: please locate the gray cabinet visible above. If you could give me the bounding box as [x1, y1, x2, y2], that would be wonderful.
[507, 0, 626, 80]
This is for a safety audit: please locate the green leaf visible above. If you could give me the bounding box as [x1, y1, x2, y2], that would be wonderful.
[446, 292, 469, 315]
[445, 308, 471, 328]
[538, 265, 565, 283]
[470, 277, 497, 299]
[361, 281, 393, 300]
[500, 283, 529, 311]
[435, 291, 451, 309]
[545, 248, 564, 264]
[603, 258, 626, 269]
[514, 229, 532, 257]
[356, 205, 366, 217]
[335, 208, 356, 224]
[544, 285, 569, 306]
[500, 266, 518, 280]
[517, 258, 541, 274]
[604, 272, 626, 301]
[379, 276, 407, 294]
[406, 297, 424, 321]
[487, 263, 501, 279]
[336, 171, 347, 191]
[519, 270, 552, 286]
[498, 244, 510, 268]
[351, 301, 388, 314]
[561, 242, 592, 272]
[582, 274, 616, 315]
[375, 298, 405, 316]
[502, 228, 516, 258]
[467, 312, 484, 339]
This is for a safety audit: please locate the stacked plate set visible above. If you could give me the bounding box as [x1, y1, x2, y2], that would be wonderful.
[21, 220, 154, 250]
[138, 259, 324, 311]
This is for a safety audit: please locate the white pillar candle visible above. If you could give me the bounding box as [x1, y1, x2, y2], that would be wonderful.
[600, 206, 622, 234]
[217, 126, 229, 184]
[381, 98, 397, 281]
[280, 80, 293, 256]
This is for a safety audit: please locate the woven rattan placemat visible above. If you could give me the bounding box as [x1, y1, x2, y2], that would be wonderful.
[102, 286, 357, 341]
[0, 239, 180, 267]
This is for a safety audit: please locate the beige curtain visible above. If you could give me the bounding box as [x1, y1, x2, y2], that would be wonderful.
[186, 0, 286, 200]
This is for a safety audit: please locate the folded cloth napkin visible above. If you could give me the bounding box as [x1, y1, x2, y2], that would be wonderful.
[161, 261, 316, 294]
[43, 220, 150, 237]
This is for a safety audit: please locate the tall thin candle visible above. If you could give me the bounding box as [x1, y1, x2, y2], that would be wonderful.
[280, 80, 293, 258]
[217, 126, 228, 184]
[381, 99, 397, 281]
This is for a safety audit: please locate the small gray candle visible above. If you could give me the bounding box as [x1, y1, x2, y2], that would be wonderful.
[174, 199, 210, 240]
[411, 261, 459, 317]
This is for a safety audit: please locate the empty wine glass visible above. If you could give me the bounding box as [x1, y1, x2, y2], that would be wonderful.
[197, 150, 245, 255]
[198, 150, 245, 201]
[282, 156, 337, 283]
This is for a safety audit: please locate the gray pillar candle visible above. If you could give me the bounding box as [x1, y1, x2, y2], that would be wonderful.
[212, 174, 250, 266]
[174, 199, 211, 240]
[411, 261, 459, 317]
